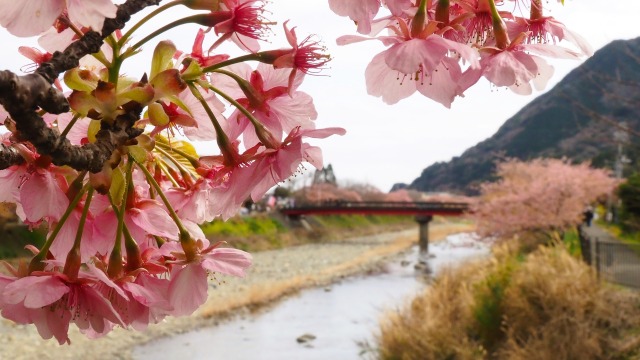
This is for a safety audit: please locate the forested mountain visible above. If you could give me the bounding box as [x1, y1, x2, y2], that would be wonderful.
[406, 37, 640, 195]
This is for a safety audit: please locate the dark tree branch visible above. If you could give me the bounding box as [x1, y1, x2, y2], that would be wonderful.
[0, 143, 24, 168]
[0, 0, 162, 171]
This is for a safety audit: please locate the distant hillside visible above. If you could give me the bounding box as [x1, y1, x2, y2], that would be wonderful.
[408, 37, 640, 195]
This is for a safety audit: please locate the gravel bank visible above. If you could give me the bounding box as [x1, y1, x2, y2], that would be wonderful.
[0, 223, 472, 360]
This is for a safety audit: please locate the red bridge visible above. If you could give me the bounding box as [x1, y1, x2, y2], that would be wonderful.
[280, 201, 470, 253]
[280, 201, 469, 216]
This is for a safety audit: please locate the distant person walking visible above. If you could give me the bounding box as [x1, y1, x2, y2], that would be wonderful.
[583, 206, 594, 226]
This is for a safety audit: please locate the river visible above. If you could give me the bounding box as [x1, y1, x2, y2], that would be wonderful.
[133, 233, 489, 360]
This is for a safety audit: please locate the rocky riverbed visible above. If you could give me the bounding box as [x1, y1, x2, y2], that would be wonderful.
[0, 222, 473, 360]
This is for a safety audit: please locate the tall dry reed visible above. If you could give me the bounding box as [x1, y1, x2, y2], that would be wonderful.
[375, 245, 640, 360]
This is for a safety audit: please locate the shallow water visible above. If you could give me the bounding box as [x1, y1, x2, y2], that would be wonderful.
[133, 233, 489, 360]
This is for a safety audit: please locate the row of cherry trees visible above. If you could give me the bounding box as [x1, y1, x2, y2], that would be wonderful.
[0, 0, 594, 345]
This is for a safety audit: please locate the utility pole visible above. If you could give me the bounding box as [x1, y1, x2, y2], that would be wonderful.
[609, 122, 630, 223]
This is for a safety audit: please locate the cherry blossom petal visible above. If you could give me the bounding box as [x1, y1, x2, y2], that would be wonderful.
[67, 0, 117, 32]
[3, 276, 69, 308]
[129, 200, 179, 239]
[201, 248, 252, 277]
[328, 0, 381, 34]
[303, 144, 323, 170]
[366, 52, 417, 104]
[0, 0, 64, 37]
[416, 58, 464, 108]
[20, 171, 69, 223]
[168, 264, 208, 316]
[0, 167, 23, 203]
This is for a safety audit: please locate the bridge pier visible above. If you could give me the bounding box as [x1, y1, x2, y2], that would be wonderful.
[415, 215, 433, 254]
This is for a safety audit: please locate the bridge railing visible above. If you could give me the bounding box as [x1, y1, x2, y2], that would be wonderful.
[282, 201, 469, 209]
[279, 201, 470, 215]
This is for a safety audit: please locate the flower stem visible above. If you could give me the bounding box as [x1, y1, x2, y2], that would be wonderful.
[487, 0, 509, 49]
[205, 81, 279, 148]
[133, 156, 189, 239]
[202, 53, 276, 73]
[155, 146, 196, 178]
[60, 114, 81, 139]
[157, 161, 181, 187]
[28, 184, 90, 273]
[124, 14, 213, 59]
[156, 141, 201, 168]
[63, 187, 94, 279]
[435, 0, 450, 27]
[119, 0, 185, 47]
[530, 0, 543, 20]
[106, 192, 142, 272]
[203, 75, 260, 127]
[108, 160, 132, 278]
[411, 0, 428, 37]
[187, 83, 238, 163]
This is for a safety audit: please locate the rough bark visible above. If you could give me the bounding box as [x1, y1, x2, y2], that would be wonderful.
[0, 0, 162, 172]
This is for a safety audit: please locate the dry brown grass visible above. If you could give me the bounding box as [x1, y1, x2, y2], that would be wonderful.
[376, 245, 640, 360]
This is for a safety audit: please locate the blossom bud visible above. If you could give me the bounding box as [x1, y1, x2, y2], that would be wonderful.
[147, 102, 170, 127]
[180, 58, 204, 81]
[151, 41, 178, 80]
[136, 134, 156, 151]
[179, 232, 198, 262]
[68, 91, 98, 117]
[63, 247, 82, 280]
[64, 68, 99, 91]
[151, 69, 188, 98]
[253, 122, 280, 149]
[90, 163, 113, 195]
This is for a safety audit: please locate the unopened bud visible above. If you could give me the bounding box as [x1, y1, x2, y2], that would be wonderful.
[148, 102, 170, 127]
[90, 163, 113, 194]
[151, 69, 187, 98]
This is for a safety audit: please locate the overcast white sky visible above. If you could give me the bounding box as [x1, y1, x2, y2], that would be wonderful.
[2, 0, 640, 192]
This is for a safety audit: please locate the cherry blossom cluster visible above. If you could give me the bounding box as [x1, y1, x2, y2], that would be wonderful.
[328, 0, 592, 107]
[0, 0, 344, 344]
[472, 158, 618, 238]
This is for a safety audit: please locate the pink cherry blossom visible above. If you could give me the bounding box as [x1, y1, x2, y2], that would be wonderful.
[212, 62, 318, 147]
[87, 258, 173, 331]
[213, 0, 272, 52]
[337, 18, 479, 106]
[160, 239, 252, 316]
[165, 178, 216, 224]
[48, 203, 98, 261]
[0, 105, 7, 124]
[460, 33, 581, 95]
[93, 189, 179, 253]
[55, 113, 91, 145]
[271, 22, 331, 90]
[508, 16, 593, 56]
[178, 29, 231, 68]
[118, 272, 173, 330]
[0, 146, 70, 226]
[365, 52, 465, 106]
[214, 127, 345, 219]
[0, 0, 116, 37]
[1, 269, 126, 344]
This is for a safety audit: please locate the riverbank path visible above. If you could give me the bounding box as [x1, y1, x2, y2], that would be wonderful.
[580, 224, 640, 288]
